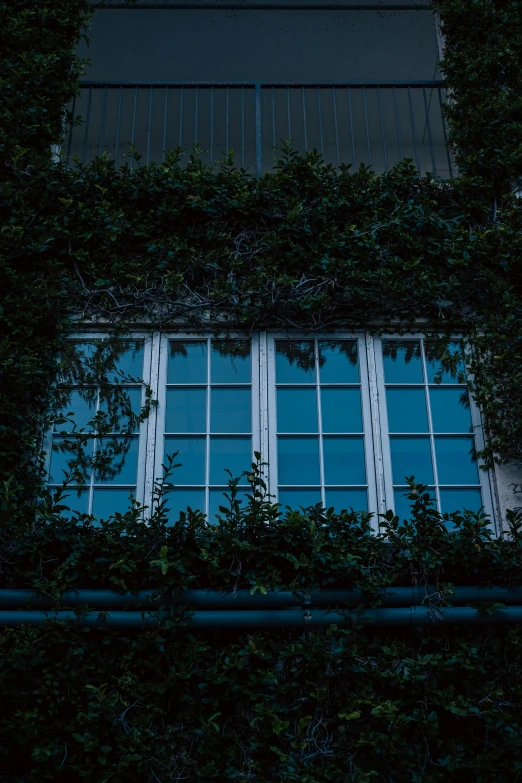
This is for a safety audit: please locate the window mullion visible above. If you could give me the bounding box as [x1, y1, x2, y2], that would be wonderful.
[315, 339, 326, 508]
[143, 331, 162, 520]
[258, 332, 270, 491]
[420, 338, 441, 512]
[205, 336, 211, 518]
[366, 334, 387, 517]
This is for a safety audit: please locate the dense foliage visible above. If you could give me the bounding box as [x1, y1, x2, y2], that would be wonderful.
[2, 0, 522, 780]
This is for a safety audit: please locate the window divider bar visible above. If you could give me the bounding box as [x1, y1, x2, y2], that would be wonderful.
[365, 335, 387, 519]
[315, 340, 326, 508]
[144, 332, 161, 520]
[420, 339, 442, 513]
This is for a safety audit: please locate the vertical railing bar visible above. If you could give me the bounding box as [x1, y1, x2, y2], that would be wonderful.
[179, 87, 184, 148]
[225, 87, 229, 153]
[115, 86, 122, 166]
[438, 87, 453, 178]
[317, 87, 324, 157]
[347, 87, 355, 168]
[146, 86, 153, 165]
[194, 86, 199, 146]
[162, 86, 168, 163]
[332, 87, 340, 167]
[130, 86, 138, 170]
[98, 86, 107, 156]
[362, 87, 372, 167]
[255, 82, 262, 177]
[407, 86, 420, 171]
[392, 86, 402, 161]
[65, 94, 76, 169]
[210, 86, 214, 164]
[377, 86, 387, 171]
[423, 87, 437, 175]
[302, 87, 308, 151]
[286, 86, 291, 140]
[241, 86, 245, 169]
[82, 86, 92, 165]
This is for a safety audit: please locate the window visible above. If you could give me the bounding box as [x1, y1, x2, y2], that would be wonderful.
[46, 332, 496, 528]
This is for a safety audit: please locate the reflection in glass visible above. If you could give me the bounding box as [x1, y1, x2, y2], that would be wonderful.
[321, 388, 362, 433]
[275, 341, 315, 383]
[382, 340, 423, 384]
[390, 437, 434, 484]
[325, 488, 368, 512]
[440, 488, 483, 515]
[277, 388, 317, 433]
[210, 437, 251, 483]
[99, 387, 142, 432]
[430, 388, 472, 433]
[53, 488, 90, 519]
[211, 341, 251, 383]
[211, 388, 251, 433]
[209, 489, 251, 522]
[168, 341, 207, 384]
[278, 437, 320, 485]
[435, 437, 479, 485]
[94, 437, 139, 485]
[323, 437, 366, 485]
[278, 489, 321, 509]
[393, 487, 436, 521]
[166, 388, 206, 433]
[164, 489, 205, 525]
[425, 342, 466, 384]
[92, 488, 135, 520]
[164, 437, 206, 484]
[104, 342, 144, 383]
[54, 390, 97, 432]
[318, 341, 359, 383]
[386, 388, 428, 433]
[49, 437, 93, 484]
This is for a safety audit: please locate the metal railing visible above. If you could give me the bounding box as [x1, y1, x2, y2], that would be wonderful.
[62, 80, 454, 177]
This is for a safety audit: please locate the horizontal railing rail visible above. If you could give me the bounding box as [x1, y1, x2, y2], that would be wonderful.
[62, 80, 453, 177]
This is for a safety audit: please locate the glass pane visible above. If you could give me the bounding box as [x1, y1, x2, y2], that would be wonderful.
[325, 488, 368, 512]
[435, 437, 479, 484]
[164, 436, 206, 485]
[52, 488, 90, 519]
[276, 341, 316, 383]
[321, 388, 362, 433]
[99, 387, 142, 433]
[92, 488, 135, 520]
[168, 341, 207, 384]
[54, 390, 97, 432]
[211, 340, 251, 383]
[49, 437, 93, 484]
[393, 487, 437, 521]
[323, 437, 366, 485]
[390, 437, 434, 485]
[278, 489, 321, 509]
[165, 388, 206, 433]
[425, 342, 466, 384]
[93, 437, 139, 485]
[382, 340, 423, 384]
[440, 488, 483, 515]
[277, 388, 317, 433]
[211, 388, 251, 433]
[209, 488, 251, 522]
[318, 340, 359, 383]
[104, 342, 144, 383]
[164, 489, 205, 525]
[210, 437, 251, 484]
[278, 437, 320, 485]
[386, 388, 428, 433]
[430, 388, 472, 433]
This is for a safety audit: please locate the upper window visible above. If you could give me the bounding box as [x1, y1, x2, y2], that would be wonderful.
[46, 332, 496, 529]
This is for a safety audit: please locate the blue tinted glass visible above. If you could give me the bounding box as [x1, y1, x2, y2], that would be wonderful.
[318, 341, 359, 383]
[276, 341, 316, 383]
[165, 388, 206, 433]
[164, 489, 205, 525]
[323, 437, 366, 485]
[92, 488, 135, 520]
[94, 437, 139, 485]
[99, 387, 142, 433]
[168, 342, 207, 384]
[164, 436, 206, 484]
[278, 489, 321, 509]
[440, 488, 483, 515]
[321, 388, 362, 433]
[278, 437, 320, 485]
[210, 437, 251, 484]
[430, 388, 472, 433]
[435, 437, 479, 484]
[277, 388, 317, 433]
[211, 341, 251, 383]
[105, 342, 144, 383]
[390, 437, 434, 484]
[425, 342, 466, 384]
[393, 487, 437, 521]
[211, 388, 251, 433]
[53, 488, 90, 519]
[49, 437, 93, 484]
[386, 388, 428, 433]
[325, 488, 368, 512]
[54, 390, 97, 432]
[382, 341, 423, 383]
[209, 489, 251, 522]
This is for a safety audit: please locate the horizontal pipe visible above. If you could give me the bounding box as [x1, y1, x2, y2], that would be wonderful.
[79, 80, 444, 88]
[2, 606, 522, 629]
[2, 587, 522, 610]
[91, 4, 434, 11]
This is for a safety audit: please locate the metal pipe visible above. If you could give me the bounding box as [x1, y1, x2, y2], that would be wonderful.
[90, 4, 434, 11]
